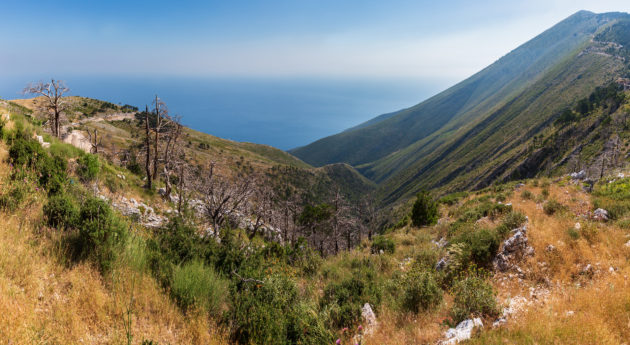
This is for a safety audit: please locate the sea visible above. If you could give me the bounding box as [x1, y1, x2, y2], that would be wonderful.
[0, 76, 450, 150]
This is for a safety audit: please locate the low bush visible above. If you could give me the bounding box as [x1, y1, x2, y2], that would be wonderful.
[77, 153, 100, 181]
[0, 183, 29, 212]
[543, 199, 565, 215]
[451, 274, 498, 323]
[8, 137, 45, 168]
[453, 228, 500, 268]
[7, 137, 67, 195]
[541, 188, 550, 199]
[413, 248, 439, 270]
[567, 227, 580, 240]
[520, 190, 533, 200]
[321, 267, 382, 328]
[44, 194, 79, 230]
[402, 269, 442, 313]
[75, 197, 128, 272]
[171, 260, 228, 314]
[371, 235, 395, 254]
[231, 275, 333, 345]
[496, 211, 527, 237]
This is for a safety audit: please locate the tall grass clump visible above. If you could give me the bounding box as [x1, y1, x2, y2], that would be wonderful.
[402, 269, 442, 313]
[451, 273, 498, 323]
[171, 260, 228, 314]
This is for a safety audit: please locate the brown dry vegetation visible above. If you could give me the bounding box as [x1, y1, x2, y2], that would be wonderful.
[364, 180, 630, 344]
[0, 140, 227, 345]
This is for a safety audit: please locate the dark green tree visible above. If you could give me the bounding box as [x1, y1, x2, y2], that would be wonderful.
[411, 190, 438, 227]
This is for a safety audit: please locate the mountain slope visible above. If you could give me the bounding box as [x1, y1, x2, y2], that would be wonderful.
[290, 11, 630, 204]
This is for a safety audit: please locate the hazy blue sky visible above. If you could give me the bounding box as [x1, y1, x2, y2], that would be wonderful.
[2, 0, 630, 81]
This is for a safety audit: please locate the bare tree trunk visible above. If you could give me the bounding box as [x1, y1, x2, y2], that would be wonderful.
[152, 95, 163, 180]
[144, 106, 152, 189]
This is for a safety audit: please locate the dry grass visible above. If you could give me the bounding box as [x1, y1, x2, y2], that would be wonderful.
[360, 181, 630, 344]
[0, 142, 227, 345]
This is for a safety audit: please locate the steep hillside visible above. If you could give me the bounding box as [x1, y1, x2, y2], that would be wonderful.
[376, 47, 626, 203]
[291, 11, 628, 168]
[291, 11, 630, 206]
[7, 93, 630, 344]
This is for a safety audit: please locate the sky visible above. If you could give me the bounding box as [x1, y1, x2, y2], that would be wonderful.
[2, 0, 630, 81]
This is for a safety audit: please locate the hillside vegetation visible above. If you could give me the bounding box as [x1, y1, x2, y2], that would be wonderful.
[291, 11, 630, 206]
[4, 101, 630, 343]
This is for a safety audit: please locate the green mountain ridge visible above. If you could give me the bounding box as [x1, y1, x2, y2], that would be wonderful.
[290, 10, 630, 205]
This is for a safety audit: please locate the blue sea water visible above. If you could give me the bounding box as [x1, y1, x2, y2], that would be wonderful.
[0, 76, 449, 150]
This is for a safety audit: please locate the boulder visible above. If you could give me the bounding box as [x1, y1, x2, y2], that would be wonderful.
[493, 224, 534, 272]
[436, 257, 449, 271]
[441, 318, 483, 344]
[570, 170, 586, 180]
[361, 303, 378, 335]
[593, 208, 608, 221]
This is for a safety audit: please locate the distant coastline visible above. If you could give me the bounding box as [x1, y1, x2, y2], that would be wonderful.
[1, 76, 448, 149]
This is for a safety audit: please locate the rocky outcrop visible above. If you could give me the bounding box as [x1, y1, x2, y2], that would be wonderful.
[441, 318, 483, 344]
[361, 303, 377, 335]
[493, 220, 534, 272]
[570, 170, 586, 180]
[35, 135, 50, 149]
[592, 208, 609, 221]
[111, 196, 166, 228]
[62, 130, 92, 152]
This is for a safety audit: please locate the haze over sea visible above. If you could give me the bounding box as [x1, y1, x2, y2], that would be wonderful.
[0, 76, 450, 150]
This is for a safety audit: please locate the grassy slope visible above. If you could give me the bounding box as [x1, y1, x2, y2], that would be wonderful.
[376, 48, 625, 204]
[0, 129, 227, 345]
[290, 11, 627, 168]
[364, 179, 630, 344]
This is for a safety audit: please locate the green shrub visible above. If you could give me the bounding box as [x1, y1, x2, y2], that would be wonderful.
[402, 269, 442, 313]
[413, 248, 439, 270]
[75, 197, 128, 271]
[7, 137, 67, 195]
[543, 199, 564, 215]
[127, 161, 143, 176]
[453, 228, 500, 268]
[8, 137, 45, 168]
[171, 260, 227, 314]
[77, 154, 100, 181]
[44, 194, 78, 230]
[371, 235, 395, 254]
[392, 214, 410, 229]
[541, 188, 550, 199]
[412, 190, 439, 227]
[520, 190, 533, 200]
[321, 268, 382, 328]
[231, 275, 333, 345]
[496, 211, 527, 237]
[440, 192, 468, 206]
[0, 183, 29, 212]
[39, 155, 67, 195]
[286, 238, 322, 276]
[451, 274, 498, 323]
[567, 227, 580, 240]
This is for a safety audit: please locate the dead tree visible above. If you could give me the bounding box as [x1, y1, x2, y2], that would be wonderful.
[198, 163, 254, 235]
[248, 177, 276, 239]
[86, 128, 102, 154]
[278, 181, 300, 244]
[23, 79, 70, 137]
[162, 115, 183, 199]
[144, 105, 153, 189]
[359, 193, 378, 241]
[152, 96, 168, 179]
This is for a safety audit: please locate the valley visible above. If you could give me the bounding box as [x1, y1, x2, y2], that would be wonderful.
[3, 8, 630, 345]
